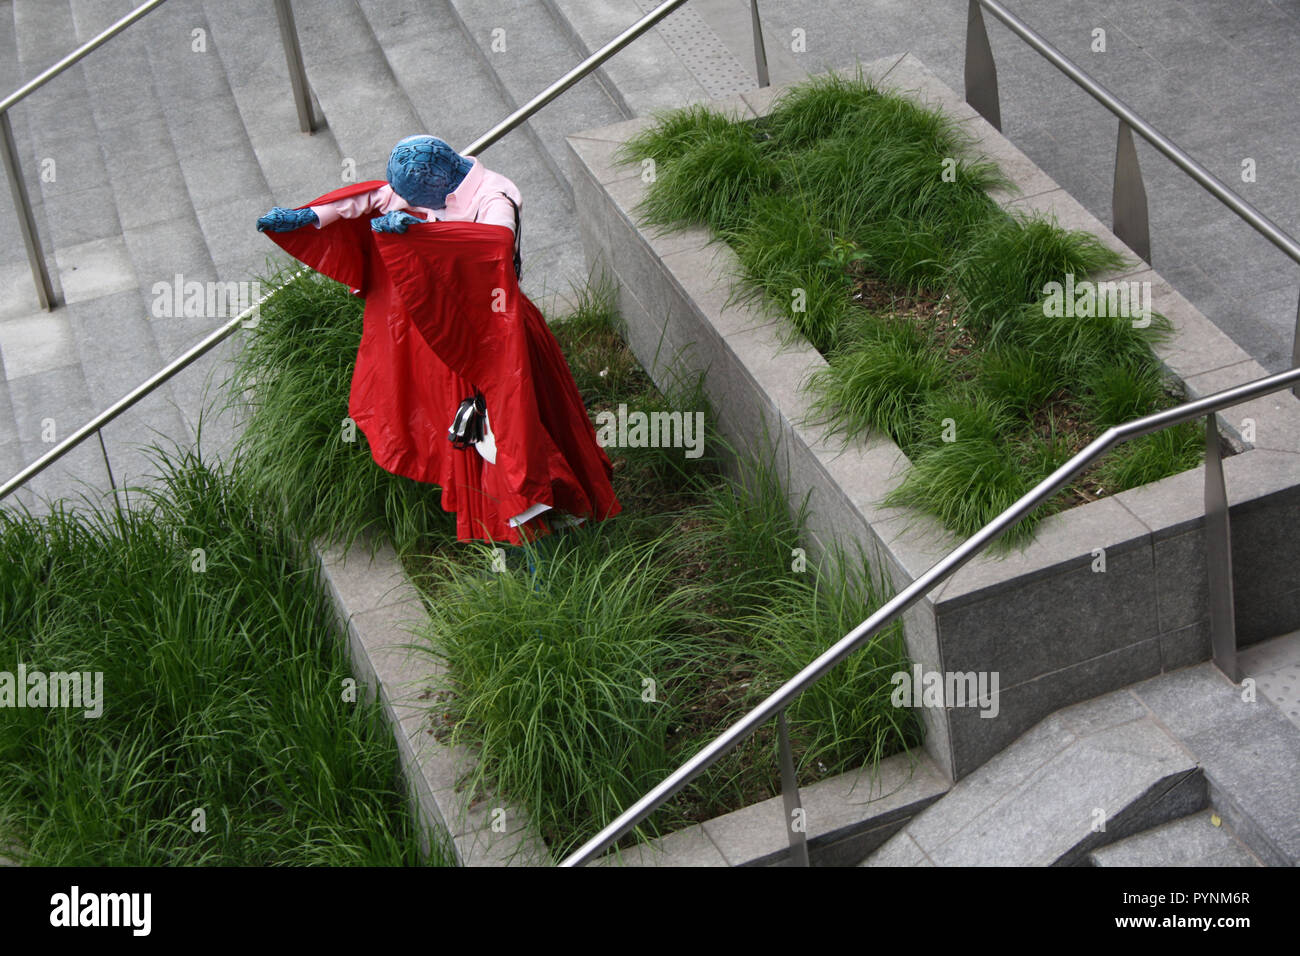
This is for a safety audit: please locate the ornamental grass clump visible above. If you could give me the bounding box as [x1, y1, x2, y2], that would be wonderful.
[623, 68, 1204, 545]
[955, 213, 1128, 339]
[724, 193, 846, 351]
[0, 444, 445, 866]
[636, 121, 780, 233]
[809, 317, 954, 443]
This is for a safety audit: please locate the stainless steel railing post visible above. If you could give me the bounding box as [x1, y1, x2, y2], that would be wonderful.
[1112, 119, 1151, 264]
[0, 110, 55, 310]
[1293, 289, 1300, 399]
[1204, 414, 1240, 682]
[272, 0, 319, 134]
[964, 0, 1001, 131]
[750, 0, 770, 89]
[777, 710, 809, 866]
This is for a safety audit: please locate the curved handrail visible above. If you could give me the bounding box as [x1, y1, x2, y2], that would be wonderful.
[560, 364, 1300, 865]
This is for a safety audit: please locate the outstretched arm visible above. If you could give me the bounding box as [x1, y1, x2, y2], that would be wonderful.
[309, 187, 390, 228]
[256, 207, 318, 232]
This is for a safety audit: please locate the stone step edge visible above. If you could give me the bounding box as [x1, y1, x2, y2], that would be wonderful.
[1055, 767, 1208, 866]
[1087, 808, 1263, 867]
[305, 532, 550, 866]
[646, 748, 951, 868]
[435, 0, 594, 202]
[538, 0, 638, 119]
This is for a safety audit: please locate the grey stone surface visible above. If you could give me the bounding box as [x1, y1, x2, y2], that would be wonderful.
[1239, 628, 1300, 675]
[945, 639, 1165, 779]
[894, 714, 1075, 855]
[592, 823, 729, 867]
[314, 535, 424, 620]
[859, 828, 930, 867]
[887, 718, 1196, 866]
[938, 544, 1158, 690]
[1133, 662, 1300, 866]
[1090, 810, 1263, 867]
[444, 0, 628, 199]
[1056, 688, 1147, 738]
[53, 235, 139, 305]
[546, 0, 720, 117]
[1159, 620, 1213, 673]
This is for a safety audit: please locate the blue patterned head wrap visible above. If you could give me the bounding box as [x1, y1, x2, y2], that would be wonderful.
[386, 135, 473, 209]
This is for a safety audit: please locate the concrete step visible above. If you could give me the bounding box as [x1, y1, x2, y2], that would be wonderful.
[197, 0, 347, 212]
[289, 0, 423, 186]
[441, 0, 629, 201]
[1089, 810, 1263, 867]
[1163, 638, 1300, 867]
[864, 646, 1300, 867]
[12, 0, 120, 258]
[543, 0, 756, 117]
[351, 0, 592, 308]
[861, 697, 1208, 867]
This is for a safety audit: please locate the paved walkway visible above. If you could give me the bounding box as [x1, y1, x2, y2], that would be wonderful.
[1, 0, 1296, 513]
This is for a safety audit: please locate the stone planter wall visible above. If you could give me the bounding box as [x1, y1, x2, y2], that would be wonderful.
[567, 53, 1300, 781]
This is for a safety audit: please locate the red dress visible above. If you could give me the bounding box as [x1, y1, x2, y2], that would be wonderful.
[267, 181, 620, 544]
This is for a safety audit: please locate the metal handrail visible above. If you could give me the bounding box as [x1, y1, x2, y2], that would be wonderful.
[1, 0, 767, 499]
[1, 0, 323, 310]
[0, 0, 170, 115]
[964, 0, 1300, 379]
[0, 288, 268, 501]
[560, 364, 1300, 866]
[1, 0, 172, 311]
[968, 0, 1300, 267]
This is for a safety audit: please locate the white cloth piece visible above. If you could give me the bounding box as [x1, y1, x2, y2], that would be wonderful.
[474, 409, 497, 465]
[508, 502, 553, 528]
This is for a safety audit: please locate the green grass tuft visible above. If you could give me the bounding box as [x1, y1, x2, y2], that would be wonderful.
[0, 443, 447, 866]
[225, 264, 459, 560]
[809, 318, 953, 443]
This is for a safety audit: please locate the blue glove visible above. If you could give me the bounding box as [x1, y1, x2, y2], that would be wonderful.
[257, 207, 319, 232]
[370, 210, 426, 234]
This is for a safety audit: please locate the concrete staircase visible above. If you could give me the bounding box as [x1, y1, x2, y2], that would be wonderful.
[1089, 811, 1260, 867]
[860, 631, 1300, 867]
[0, 0, 733, 513]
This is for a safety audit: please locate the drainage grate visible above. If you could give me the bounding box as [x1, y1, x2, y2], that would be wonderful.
[633, 0, 755, 98]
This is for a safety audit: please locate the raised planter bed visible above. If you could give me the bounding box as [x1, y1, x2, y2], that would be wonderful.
[567, 53, 1300, 781]
[310, 531, 950, 867]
